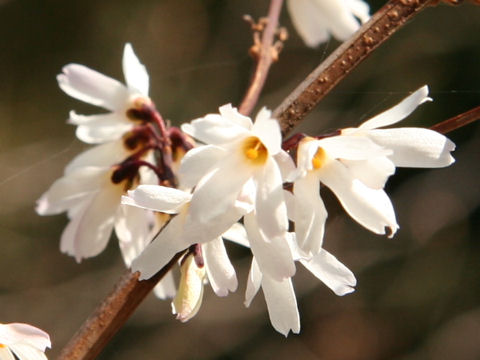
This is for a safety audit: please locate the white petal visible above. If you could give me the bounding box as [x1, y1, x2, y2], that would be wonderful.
[60, 196, 92, 257]
[244, 212, 295, 281]
[122, 43, 149, 95]
[358, 86, 431, 130]
[153, 271, 177, 299]
[57, 64, 129, 111]
[36, 167, 107, 215]
[261, 274, 300, 336]
[254, 156, 289, 239]
[274, 150, 297, 182]
[0, 323, 51, 351]
[74, 115, 133, 144]
[122, 185, 192, 213]
[245, 258, 262, 307]
[203, 237, 238, 296]
[286, 0, 329, 47]
[319, 135, 391, 160]
[252, 107, 282, 155]
[0, 347, 15, 360]
[64, 140, 128, 174]
[218, 104, 253, 130]
[367, 128, 456, 168]
[132, 208, 190, 279]
[73, 184, 122, 261]
[348, 0, 370, 23]
[293, 173, 327, 255]
[115, 204, 151, 267]
[8, 344, 48, 360]
[178, 145, 227, 189]
[187, 149, 253, 225]
[222, 222, 250, 248]
[320, 160, 399, 237]
[181, 112, 249, 145]
[340, 156, 395, 189]
[301, 249, 356, 296]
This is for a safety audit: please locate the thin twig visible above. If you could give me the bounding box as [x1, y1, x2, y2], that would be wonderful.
[274, 0, 438, 136]
[238, 0, 284, 116]
[430, 105, 480, 134]
[57, 251, 185, 360]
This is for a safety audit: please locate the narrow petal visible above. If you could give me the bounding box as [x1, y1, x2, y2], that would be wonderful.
[131, 208, 190, 280]
[301, 249, 356, 296]
[218, 104, 253, 130]
[261, 274, 300, 336]
[320, 160, 399, 237]
[222, 222, 249, 248]
[274, 150, 296, 182]
[244, 212, 295, 281]
[357, 86, 431, 130]
[340, 156, 395, 189]
[75, 118, 133, 144]
[0, 347, 15, 360]
[73, 184, 122, 261]
[36, 167, 107, 215]
[8, 344, 48, 360]
[0, 323, 51, 351]
[153, 271, 177, 299]
[252, 107, 282, 155]
[122, 185, 192, 213]
[187, 149, 253, 225]
[293, 173, 328, 255]
[178, 145, 227, 189]
[245, 258, 262, 307]
[122, 43, 149, 95]
[203, 237, 238, 296]
[319, 135, 391, 160]
[286, 0, 329, 47]
[254, 156, 289, 239]
[115, 204, 151, 267]
[366, 128, 456, 168]
[348, 0, 370, 23]
[60, 196, 92, 257]
[57, 64, 129, 111]
[181, 113, 249, 145]
[64, 140, 128, 174]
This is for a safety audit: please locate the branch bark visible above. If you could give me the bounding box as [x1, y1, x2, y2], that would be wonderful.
[274, 0, 437, 136]
[430, 105, 480, 134]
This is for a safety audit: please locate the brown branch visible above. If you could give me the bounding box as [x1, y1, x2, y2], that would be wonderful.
[238, 0, 284, 116]
[274, 0, 438, 136]
[57, 251, 184, 360]
[430, 105, 480, 134]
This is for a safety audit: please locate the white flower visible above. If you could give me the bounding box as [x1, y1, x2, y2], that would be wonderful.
[57, 43, 150, 144]
[286, 0, 370, 47]
[36, 157, 156, 263]
[224, 224, 355, 336]
[341, 85, 456, 169]
[124, 185, 238, 294]
[180, 104, 296, 281]
[0, 323, 50, 360]
[293, 134, 398, 254]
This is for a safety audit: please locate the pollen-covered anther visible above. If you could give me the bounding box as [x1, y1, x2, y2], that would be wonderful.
[243, 136, 268, 164]
[312, 147, 327, 169]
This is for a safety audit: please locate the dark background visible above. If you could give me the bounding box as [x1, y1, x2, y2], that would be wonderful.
[1, 1, 479, 359]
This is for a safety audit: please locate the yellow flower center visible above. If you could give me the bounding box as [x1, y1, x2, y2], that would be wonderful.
[242, 136, 268, 165]
[312, 147, 327, 169]
[0, 344, 5, 348]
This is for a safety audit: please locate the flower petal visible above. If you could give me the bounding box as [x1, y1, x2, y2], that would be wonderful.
[73, 114, 134, 144]
[252, 107, 281, 155]
[293, 173, 328, 255]
[218, 104, 253, 130]
[57, 64, 129, 111]
[122, 43, 149, 96]
[0, 347, 15, 360]
[245, 258, 262, 307]
[244, 212, 295, 281]
[8, 344, 48, 360]
[178, 145, 227, 189]
[357, 86, 431, 130]
[320, 160, 398, 237]
[153, 271, 177, 299]
[366, 128, 456, 168]
[222, 222, 249, 248]
[261, 274, 300, 336]
[301, 249, 356, 296]
[286, 0, 329, 47]
[203, 237, 238, 296]
[0, 323, 51, 351]
[122, 185, 192, 213]
[340, 156, 395, 189]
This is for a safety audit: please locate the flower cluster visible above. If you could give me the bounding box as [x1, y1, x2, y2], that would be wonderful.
[38, 42, 455, 336]
[0, 323, 50, 360]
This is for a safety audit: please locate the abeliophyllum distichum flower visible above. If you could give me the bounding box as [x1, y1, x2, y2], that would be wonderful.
[0, 322, 51, 360]
[36, 44, 192, 297]
[122, 86, 455, 336]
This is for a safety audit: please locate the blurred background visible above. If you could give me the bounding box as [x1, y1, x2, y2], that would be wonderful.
[1, 0, 479, 359]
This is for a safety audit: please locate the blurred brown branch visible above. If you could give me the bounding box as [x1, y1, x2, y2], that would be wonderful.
[431, 105, 480, 134]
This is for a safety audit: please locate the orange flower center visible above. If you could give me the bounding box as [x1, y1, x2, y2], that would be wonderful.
[312, 147, 327, 169]
[242, 137, 268, 165]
